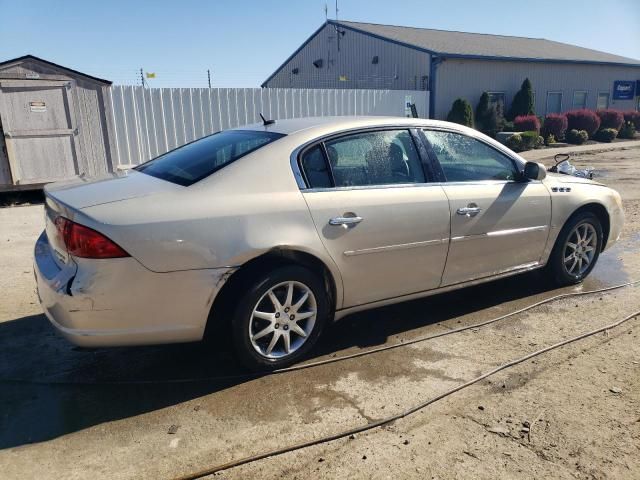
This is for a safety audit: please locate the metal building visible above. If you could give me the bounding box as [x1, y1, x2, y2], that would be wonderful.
[0, 55, 114, 190]
[263, 20, 640, 119]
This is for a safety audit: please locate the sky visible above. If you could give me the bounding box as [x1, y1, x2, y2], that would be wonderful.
[1, 0, 639, 88]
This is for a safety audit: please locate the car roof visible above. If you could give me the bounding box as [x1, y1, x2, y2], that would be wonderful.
[234, 116, 462, 136]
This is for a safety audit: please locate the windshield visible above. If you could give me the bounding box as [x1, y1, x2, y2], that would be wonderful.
[136, 130, 285, 186]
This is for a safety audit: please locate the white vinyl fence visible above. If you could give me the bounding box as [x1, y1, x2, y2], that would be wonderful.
[107, 86, 428, 167]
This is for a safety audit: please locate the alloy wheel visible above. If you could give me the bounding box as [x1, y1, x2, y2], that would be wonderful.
[249, 281, 317, 359]
[563, 222, 598, 276]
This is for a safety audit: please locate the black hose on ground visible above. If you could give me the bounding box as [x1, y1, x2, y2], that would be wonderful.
[172, 308, 640, 479]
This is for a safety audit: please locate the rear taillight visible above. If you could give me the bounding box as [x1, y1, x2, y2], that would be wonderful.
[54, 217, 129, 259]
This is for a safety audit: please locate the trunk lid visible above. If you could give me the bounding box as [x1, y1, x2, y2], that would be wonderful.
[43, 170, 178, 268]
[44, 169, 178, 209]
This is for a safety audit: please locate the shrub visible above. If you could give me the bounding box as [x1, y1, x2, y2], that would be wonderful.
[447, 98, 474, 127]
[507, 78, 535, 120]
[618, 121, 636, 139]
[542, 113, 568, 141]
[566, 129, 589, 145]
[545, 134, 556, 146]
[475, 92, 501, 137]
[596, 109, 624, 130]
[513, 115, 541, 133]
[502, 120, 515, 132]
[565, 110, 600, 137]
[505, 133, 523, 151]
[506, 131, 542, 151]
[623, 111, 640, 129]
[520, 130, 544, 150]
[594, 128, 618, 143]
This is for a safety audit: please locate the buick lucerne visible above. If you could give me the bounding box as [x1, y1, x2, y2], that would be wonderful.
[34, 117, 624, 369]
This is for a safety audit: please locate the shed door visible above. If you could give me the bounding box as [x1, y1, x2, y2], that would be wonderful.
[0, 79, 79, 184]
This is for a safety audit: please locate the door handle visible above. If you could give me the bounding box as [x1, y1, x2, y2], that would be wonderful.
[329, 215, 363, 227]
[456, 204, 482, 217]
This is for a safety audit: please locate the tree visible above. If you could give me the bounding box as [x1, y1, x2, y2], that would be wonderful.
[475, 92, 501, 137]
[508, 78, 535, 120]
[446, 98, 474, 127]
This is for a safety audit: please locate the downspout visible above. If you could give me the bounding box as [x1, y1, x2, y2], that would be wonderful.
[429, 55, 443, 119]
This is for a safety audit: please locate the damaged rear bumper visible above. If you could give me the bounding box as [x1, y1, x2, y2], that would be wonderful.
[34, 231, 234, 347]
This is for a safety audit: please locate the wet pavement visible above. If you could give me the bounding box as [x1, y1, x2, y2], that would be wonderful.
[1, 144, 639, 479]
[0, 245, 631, 450]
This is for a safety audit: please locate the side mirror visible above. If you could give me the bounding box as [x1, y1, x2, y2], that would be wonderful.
[523, 161, 546, 181]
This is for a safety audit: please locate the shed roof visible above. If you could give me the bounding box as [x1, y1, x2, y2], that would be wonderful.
[0, 55, 112, 84]
[334, 20, 640, 66]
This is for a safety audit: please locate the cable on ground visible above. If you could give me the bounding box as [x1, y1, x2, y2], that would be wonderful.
[172, 308, 640, 479]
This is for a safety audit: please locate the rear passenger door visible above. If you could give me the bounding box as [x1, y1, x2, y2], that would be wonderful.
[298, 129, 451, 309]
[422, 129, 551, 286]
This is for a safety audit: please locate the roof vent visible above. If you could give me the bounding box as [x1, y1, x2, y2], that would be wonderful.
[291, 67, 299, 75]
[372, 56, 379, 65]
[313, 59, 323, 69]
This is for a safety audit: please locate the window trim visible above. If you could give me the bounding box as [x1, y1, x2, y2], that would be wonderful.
[290, 125, 529, 191]
[294, 126, 432, 191]
[572, 90, 588, 109]
[546, 91, 563, 114]
[420, 127, 524, 184]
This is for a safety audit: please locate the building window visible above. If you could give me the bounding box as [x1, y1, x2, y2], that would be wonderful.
[487, 92, 505, 110]
[546, 91, 563, 114]
[597, 92, 610, 110]
[572, 91, 587, 109]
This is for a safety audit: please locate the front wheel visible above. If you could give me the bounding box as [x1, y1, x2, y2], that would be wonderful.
[231, 265, 329, 371]
[547, 211, 603, 286]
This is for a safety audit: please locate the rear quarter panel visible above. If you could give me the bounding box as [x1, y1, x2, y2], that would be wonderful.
[79, 136, 345, 306]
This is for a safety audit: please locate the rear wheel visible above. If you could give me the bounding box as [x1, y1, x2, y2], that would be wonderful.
[231, 265, 329, 371]
[547, 211, 603, 286]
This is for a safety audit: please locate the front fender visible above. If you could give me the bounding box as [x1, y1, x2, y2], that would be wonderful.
[540, 182, 624, 263]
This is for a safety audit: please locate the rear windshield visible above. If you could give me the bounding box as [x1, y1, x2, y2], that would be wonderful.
[136, 130, 285, 186]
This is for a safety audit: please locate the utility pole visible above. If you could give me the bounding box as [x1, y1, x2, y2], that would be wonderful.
[207, 69, 211, 88]
[140, 68, 145, 88]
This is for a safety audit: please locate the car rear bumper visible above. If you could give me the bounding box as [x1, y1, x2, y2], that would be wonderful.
[34, 231, 234, 347]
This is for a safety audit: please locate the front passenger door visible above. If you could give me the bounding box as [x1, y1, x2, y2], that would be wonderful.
[422, 130, 551, 286]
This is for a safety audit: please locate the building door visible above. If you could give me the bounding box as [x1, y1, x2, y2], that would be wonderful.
[546, 92, 563, 114]
[597, 92, 610, 110]
[0, 79, 79, 185]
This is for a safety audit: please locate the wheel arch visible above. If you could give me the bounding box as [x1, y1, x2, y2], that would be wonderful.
[204, 248, 341, 340]
[569, 202, 610, 250]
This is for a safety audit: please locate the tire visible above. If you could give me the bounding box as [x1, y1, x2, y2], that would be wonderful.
[231, 265, 329, 371]
[547, 211, 603, 286]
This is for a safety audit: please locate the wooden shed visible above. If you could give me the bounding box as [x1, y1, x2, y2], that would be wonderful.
[0, 55, 115, 191]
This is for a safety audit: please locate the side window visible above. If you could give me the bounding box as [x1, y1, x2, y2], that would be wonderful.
[324, 130, 425, 187]
[423, 130, 518, 182]
[300, 146, 332, 189]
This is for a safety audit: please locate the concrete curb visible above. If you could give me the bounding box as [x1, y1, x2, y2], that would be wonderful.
[521, 139, 640, 161]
